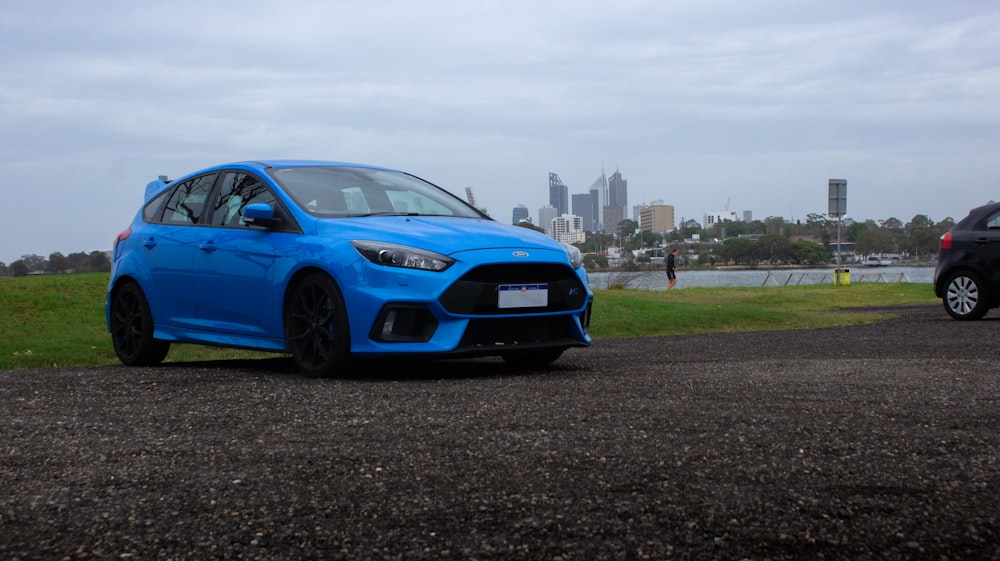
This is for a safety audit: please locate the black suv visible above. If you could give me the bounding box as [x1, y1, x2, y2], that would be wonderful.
[934, 201, 1000, 320]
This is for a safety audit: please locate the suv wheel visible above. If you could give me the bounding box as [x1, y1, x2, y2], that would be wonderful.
[942, 270, 988, 320]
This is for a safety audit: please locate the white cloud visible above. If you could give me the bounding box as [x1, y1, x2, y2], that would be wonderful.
[1, 0, 999, 262]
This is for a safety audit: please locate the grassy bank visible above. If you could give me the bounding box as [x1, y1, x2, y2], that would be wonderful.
[1, 273, 937, 370]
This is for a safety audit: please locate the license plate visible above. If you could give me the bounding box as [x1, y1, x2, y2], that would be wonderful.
[498, 283, 548, 308]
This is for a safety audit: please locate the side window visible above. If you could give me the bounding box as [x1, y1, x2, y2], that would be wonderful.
[162, 174, 216, 225]
[142, 188, 173, 223]
[210, 172, 279, 227]
[985, 212, 1000, 230]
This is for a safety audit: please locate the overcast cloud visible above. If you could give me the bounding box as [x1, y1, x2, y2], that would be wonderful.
[1, 0, 998, 263]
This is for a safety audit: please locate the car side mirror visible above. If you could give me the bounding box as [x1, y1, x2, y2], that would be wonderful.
[242, 203, 279, 228]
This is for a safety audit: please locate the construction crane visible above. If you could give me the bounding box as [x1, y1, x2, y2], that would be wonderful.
[465, 187, 477, 207]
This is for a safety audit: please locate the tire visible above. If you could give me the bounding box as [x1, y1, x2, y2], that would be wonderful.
[285, 273, 351, 377]
[501, 347, 565, 367]
[942, 270, 988, 321]
[109, 282, 170, 366]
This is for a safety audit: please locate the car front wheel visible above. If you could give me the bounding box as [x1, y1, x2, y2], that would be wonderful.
[943, 271, 988, 320]
[285, 273, 351, 377]
[110, 282, 170, 365]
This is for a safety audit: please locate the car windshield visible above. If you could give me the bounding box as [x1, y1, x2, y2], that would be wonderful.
[268, 166, 483, 219]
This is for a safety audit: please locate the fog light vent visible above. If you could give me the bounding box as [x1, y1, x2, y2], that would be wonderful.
[370, 305, 438, 342]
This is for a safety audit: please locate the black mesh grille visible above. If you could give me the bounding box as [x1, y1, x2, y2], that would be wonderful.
[439, 264, 587, 315]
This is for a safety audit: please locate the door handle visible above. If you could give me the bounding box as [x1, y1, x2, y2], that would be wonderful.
[143, 238, 157, 249]
[199, 241, 218, 253]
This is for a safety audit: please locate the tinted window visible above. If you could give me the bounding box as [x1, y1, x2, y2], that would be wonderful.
[210, 172, 279, 227]
[142, 188, 173, 223]
[162, 174, 216, 225]
[985, 211, 1000, 231]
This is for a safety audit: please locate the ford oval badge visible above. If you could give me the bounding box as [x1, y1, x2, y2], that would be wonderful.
[512, 251, 529, 258]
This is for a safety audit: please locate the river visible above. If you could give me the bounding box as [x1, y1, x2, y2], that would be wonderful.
[587, 266, 934, 291]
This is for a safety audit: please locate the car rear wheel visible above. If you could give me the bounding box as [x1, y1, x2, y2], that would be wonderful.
[943, 271, 988, 320]
[285, 273, 351, 377]
[110, 282, 170, 366]
[501, 347, 565, 367]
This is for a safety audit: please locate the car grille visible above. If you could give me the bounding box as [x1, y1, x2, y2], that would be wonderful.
[438, 264, 588, 315]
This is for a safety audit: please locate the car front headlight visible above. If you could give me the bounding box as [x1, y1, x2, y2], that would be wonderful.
[562, 243, 583, 269]
[351, 240, 454, 271]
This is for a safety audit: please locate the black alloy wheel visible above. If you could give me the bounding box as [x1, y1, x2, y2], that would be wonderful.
[110, 282, 170, 365]
[943, 270, 988, 320]
[285, 273, 351, 377]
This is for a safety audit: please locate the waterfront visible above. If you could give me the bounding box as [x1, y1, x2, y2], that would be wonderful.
[588, 266, 934, 290]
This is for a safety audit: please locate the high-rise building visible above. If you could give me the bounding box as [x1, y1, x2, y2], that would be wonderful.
[604, 169, 628, 232]
[512, 204, 530, 225]
[548, 172, 569, 216]
[588, 173, 607, 232]
[608, 170, 627, 208]
[639, 203, 676, 234]
[552, 214, 586, 244]
[603, 205, 625, 235]
[571, 193, 594, 232]
[538, 205, 557, 235]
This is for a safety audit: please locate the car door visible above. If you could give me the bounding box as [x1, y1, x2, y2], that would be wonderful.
[140, 174, 216, 328]
[191, 171, 298, 339]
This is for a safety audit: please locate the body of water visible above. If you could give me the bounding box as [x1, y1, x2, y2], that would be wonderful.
[588, 266, 934, 291]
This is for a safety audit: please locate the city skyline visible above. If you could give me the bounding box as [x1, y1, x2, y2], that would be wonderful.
[2, 2, 996, 264]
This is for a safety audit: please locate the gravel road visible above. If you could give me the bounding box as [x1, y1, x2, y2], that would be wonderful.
[2, 303, 999, 560]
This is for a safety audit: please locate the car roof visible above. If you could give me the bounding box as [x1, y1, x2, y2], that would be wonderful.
[144, 160, 404, 201]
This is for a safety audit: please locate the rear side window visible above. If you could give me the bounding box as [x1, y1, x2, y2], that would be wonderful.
[142, 188, 172, 223]
[162, 174, 217, 225]
[985, 212, 1000, 230]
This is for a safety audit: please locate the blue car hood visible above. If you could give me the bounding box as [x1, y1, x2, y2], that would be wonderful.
[318, 216, 565, 256]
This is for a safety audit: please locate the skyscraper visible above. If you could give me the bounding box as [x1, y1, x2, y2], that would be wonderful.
[512, 204, 530, 225]
[571, 193, 594, 232]
[548, 172, 569, 216]
[608, 169, 627, 208]
[604, 169, 628, 232]
[589, 172, 607, 232]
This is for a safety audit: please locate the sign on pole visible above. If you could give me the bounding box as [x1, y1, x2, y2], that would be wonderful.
[828, 179, 847, 217]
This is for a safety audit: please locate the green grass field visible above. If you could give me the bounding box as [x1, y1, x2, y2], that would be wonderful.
[0, 273, 937, 370]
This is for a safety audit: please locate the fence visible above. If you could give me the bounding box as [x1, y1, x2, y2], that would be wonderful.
[761, 271, 913, 287]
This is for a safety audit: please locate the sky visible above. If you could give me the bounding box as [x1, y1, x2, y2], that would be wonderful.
[1, 0, 998, 264]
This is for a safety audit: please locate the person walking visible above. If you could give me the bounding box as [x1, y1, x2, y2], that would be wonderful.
[666, 249, 681, 290]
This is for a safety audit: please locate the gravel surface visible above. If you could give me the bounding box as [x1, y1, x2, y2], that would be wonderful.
[2, 303, 999, 560]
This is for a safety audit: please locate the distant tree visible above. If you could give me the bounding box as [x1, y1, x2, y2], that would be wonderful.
[845, 219, 874, 242]
[716, 237, 757, 266]
[616, 219, 638, 248]
[0, 262, 8, 277]
[87, 251, 111, 272]
[855, 228, 896, 256]
[583, 254, 608, 269]
[904, 214, 940, 259]
[10, 260, 28, 277]
[789, 240, 831, 265]
[18, 254, 47, 274]
[48, 252, 69, 273]
[756, 233, 792, 264]
[66, 252, 90, 271]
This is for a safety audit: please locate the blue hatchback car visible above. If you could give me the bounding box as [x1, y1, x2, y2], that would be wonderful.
[107, 160, 592, 376]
